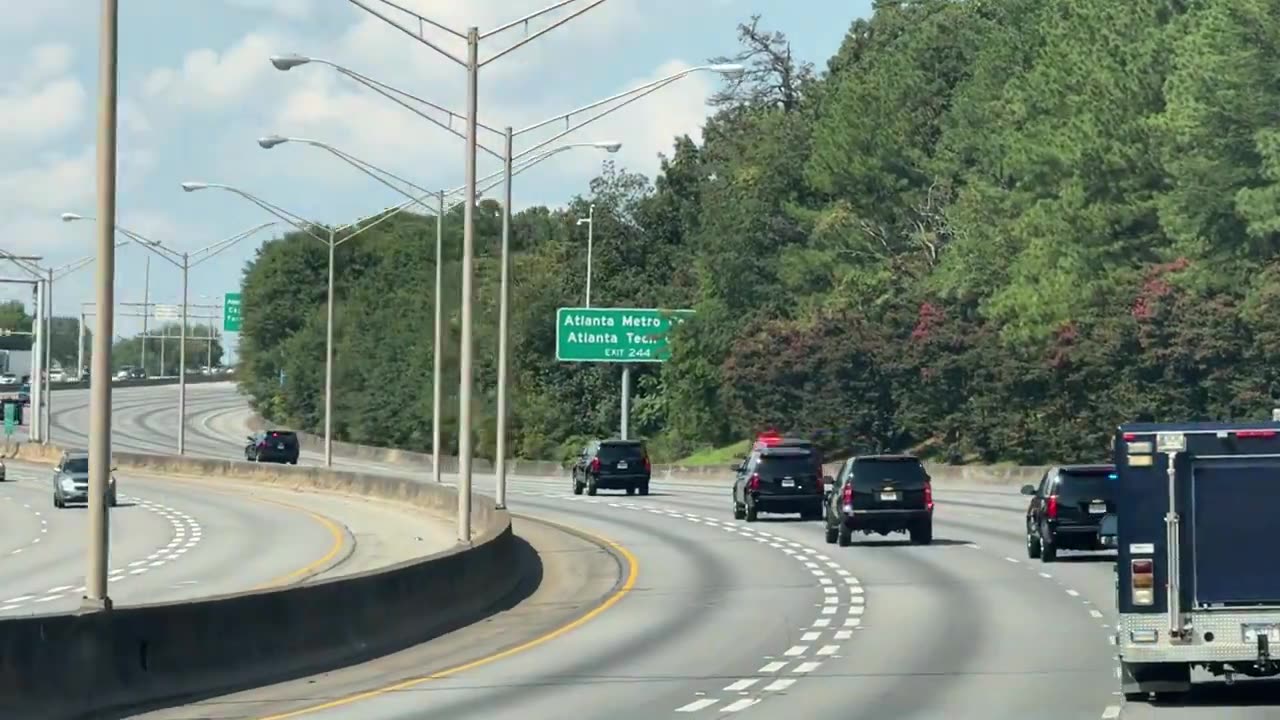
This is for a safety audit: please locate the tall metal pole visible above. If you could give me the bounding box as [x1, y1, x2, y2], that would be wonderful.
[76, 312, 84, 378]
[206, 304, 213, 370]
[431, 192, 444, 485]
[585, 203, 594, 307]
[43, 268, 53, 443]
[323, 230, 335, 467]
[494, 126, 513, 510]
[84, 0, 118, 611]
[620, 365, 631, 440]
[141, 255, 148, 371]
[29, 282, 43, 442]
[176, 254, 188, 455]
[456, 26, 479, 545]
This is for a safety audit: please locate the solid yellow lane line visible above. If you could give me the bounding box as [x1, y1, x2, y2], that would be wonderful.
[257, 526, 639, 720]
[249, 496, 349, 590]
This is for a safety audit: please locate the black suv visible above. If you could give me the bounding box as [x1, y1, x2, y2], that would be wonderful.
[571, 439, 651, 496]
[824, 454, 934, 545]
[732, 446, 826, 521]
[245, 430, 300, 464]
[1022, 464, 1115, 562]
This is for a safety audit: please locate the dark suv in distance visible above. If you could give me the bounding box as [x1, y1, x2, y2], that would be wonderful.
[732, 446, 826, 521]
[824, 454, 934, 546]
[244, 430, 300, 464]
[571, 439, 652, 496]
[1022, 464, 1116, 562]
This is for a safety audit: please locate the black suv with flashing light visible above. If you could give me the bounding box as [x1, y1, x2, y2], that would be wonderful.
[244, 430, 300, 464]
[824, 454, 934, 545]
[1022, 463, 1116, 562]
[571, 439, 651, 496]
[732, 446, 826, 521]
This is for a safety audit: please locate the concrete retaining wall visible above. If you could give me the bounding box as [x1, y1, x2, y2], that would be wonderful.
[0, 443, 518, 720]
[40, 374, 229, 392]
[241, 411, 1050, 487]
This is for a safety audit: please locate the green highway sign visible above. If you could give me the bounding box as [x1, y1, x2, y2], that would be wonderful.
[556, 307, 694, 363]
[223, 292, 242, 332]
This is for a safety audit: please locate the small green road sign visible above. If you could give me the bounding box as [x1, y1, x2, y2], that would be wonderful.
[223, 292, 243, 332]
[555, 307, 694, 363]
[4, 402, 15, 436]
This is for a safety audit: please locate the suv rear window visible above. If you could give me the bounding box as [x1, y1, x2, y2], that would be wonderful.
[1057, 469, 1114, 502]
[64, 458, 88, 473]
[850, 458, 928, 488]
[266, 431, 298, 445]
[757, 454, 817, 476]
[598, 442, 645, 462]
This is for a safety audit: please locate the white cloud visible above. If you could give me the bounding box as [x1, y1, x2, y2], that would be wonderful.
[225, 0, 313, 19]
[0, 0, 77, 34]
[0, 45, 86, 148]
[142, 32, 287, 111]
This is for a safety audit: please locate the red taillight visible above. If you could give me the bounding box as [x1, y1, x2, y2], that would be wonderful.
[748, 473, 761, 491]
[1122, 432, 1137, 441]
[644, 456, 651, 472]
[842, 482, 853, 505]
[924, 482, 933, 510]
[590, 457, 600, 472]
[1046, 495, 1059, 518]
[1131, 558, 1155, 605]
[1237, 430, 1277, 438]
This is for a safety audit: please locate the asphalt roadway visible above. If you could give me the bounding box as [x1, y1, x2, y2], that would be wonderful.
[33, 384, 1280, 719]
[0, 384, 453, 619]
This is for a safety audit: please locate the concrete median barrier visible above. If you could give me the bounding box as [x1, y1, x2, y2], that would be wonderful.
[0, 443, 519, 720]
[40, 374, 229, 392]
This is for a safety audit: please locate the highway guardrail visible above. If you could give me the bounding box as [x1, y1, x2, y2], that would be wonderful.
[0, 443, 518, 720]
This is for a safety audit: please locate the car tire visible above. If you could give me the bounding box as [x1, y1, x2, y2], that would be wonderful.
[1041, 538, 1057, 563]
[733, 503, 746, 520]
[745, 501, 758, 522]
[1026, 529, 1042, 559]
[289, 459, 298, 465]
[910, 520, 933, 545]
[639, 482, 650, 496]
[572, 478, 584, 495]
[802, 507, 822, 522]
[587, 477, 598, 496]
[626, 486, 636, 496]
[53, 495, 63, 509]
[824, 521, 838, 544]
[837, 523, 852, 547]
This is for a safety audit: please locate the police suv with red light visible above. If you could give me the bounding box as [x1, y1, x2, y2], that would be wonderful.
[1114, 419, 1280, 700]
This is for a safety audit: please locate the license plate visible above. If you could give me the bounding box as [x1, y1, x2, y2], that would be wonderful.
[880, 491, 899, 501]
[781, 478, 795, 488]
[276, 444, 284, 450]
[1089, 502, 1106, 514]
[1243, 624, 1280, 644]
[617, 460, 628, 469]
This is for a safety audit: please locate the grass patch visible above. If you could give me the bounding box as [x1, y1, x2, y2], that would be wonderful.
[673, 439, 751, 467]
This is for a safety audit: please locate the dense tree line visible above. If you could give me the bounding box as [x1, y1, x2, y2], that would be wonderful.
[236, 0, 1280, 465]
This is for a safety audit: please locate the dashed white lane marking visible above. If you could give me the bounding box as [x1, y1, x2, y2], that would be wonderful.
[1089, 609, 1104, 619]
[0, 495, 203, 614]
[1101, 705, 1121, 719]
[1066, 589, 1080, 597]
[675, 699, 719, 713]
[553, 492, 860, 715]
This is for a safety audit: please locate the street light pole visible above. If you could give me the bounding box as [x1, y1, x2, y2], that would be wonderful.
[85, 0, 119, 612]
[432, 191, 444, 485]
[579, 204, 595, 307]
[323, 229, 336, 466]
[493, 126, 513, 510]
[178, 252, 188, 454]
[457, 26, 479, 542]
[43, 267, 53, 443]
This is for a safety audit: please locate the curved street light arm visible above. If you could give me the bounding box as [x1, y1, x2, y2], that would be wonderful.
[328, 63, 505, 143]
[343, 0, 466, 65]
[189, 222, 278, 269]
[52, 240, 130, 281]
[481, 0, 580, 39]
[481, 0, 608, 66]
[515, 69, 703, 139]
[357, 0, 468, 39]
[516, 75, 683, 160]
[0, 250, 44, 279]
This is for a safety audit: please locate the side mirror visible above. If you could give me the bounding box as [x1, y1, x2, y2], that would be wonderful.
[247, 435, 255, 442]
[729, 463, 741, 472]
[1020, 484, 1036, 496]
[110, 466, 118, 472]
